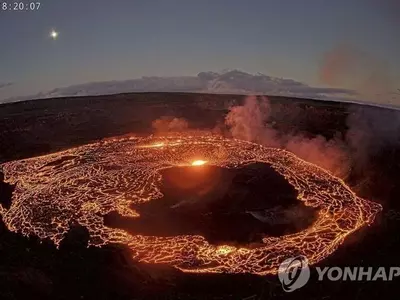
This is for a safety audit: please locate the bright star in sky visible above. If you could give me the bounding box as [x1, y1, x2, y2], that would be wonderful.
[50, 29, 59, 40]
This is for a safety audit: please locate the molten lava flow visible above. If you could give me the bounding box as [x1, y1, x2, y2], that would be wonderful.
[191, 160, 207, 166]
[0, 135, 382, 275]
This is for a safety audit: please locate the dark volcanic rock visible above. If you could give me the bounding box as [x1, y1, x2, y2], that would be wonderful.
[1, 93, 400, 299]
[0, 170, 14, 209]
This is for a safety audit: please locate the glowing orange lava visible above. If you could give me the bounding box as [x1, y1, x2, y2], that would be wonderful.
[0, 134, 382, 275]
[191, 160, 207, 166]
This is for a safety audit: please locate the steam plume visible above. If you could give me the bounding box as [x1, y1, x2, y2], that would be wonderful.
[152, 116, 189, 134]
[319, 43, 393, 103]
[224, 96, 350, 177]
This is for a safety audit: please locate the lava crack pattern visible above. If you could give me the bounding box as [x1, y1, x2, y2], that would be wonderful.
[0, 135, 382, 275]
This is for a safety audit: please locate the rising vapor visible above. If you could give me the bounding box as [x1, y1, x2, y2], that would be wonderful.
[152, 116, 189, 134]
[319, 43, 394, 103]
[224, 96, 350, 177]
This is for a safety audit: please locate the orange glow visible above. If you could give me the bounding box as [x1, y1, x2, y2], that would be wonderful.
[138, 142, 165, 148]
[0, 134, 382, 275]
[152, 142, 164, 147]
[191, 160, 207, 166]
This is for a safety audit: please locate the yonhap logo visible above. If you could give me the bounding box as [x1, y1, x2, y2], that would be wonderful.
[277, 255, 400, 292]
[278, 255, 310, 292]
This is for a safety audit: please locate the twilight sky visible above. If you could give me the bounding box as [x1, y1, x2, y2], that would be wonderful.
[0, 0, 399, 104]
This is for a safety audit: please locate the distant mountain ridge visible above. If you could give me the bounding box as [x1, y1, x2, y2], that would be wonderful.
[1, 69, 357, 103]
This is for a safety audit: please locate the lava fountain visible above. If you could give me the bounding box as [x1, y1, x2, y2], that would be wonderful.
[0, 135, 382, 275]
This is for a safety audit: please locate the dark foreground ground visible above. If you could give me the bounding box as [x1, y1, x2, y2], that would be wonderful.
[1, 92, 400, 299]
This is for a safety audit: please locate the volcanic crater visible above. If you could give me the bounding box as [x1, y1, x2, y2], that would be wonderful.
[104, 163, 318, 245]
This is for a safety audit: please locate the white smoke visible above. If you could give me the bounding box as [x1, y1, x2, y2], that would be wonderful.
[225, 96, 350, 177]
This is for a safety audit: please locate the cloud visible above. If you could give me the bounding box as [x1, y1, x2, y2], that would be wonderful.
[200, 70, 357, 100]
[1, 70, 357, 104]
[0, 82, 13, 89]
